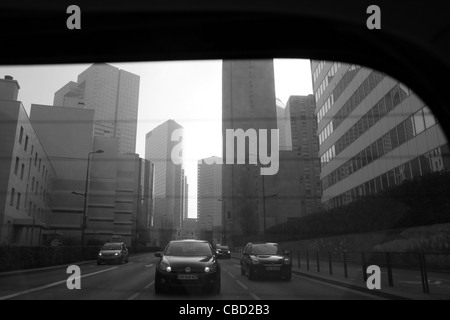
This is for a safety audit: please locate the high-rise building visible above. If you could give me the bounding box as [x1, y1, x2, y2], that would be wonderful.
[286, 95, 322, 214]
[0, 76, 56, 245]
[197, 156, 222, 245]
[276, 98, 292, 151]
[54, 63, 140, 154]
[312, 61, 449, 209]
[30, 104, 154, 246]
[145, 120, 184, 246]
[222, 60, 279, 243]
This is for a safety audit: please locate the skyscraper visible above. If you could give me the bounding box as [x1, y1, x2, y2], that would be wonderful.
[222, 60, 279, 243]
[312, 61, 449, 209]
[145, 120, 184, 246]
[54, 63, 140, 154]
[286, 95, 322, 214]
[197, 156, 222, 245]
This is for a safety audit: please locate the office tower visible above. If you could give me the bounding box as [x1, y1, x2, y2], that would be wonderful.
[276, 98, 292, 151]
[145, 120, 184, 246]
[30, 104, 154, 246]
[312, 61, 449, 209]
[182, 176, 189, 221]
[54, 63, 140, 154]
[197, 156, 222, 244]
[286, 95, 322, 214]
[0, 76, 56, 245]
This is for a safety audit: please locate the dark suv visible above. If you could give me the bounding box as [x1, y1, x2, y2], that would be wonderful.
[97, 242, 129, 265]
[240, 242, 291, 281]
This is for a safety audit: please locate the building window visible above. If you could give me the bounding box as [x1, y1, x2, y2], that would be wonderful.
[19, 126, 24, 144]
[423, 106, 436, 129]
[25, 135, 29, 151]
[10, 188, 15, 206]
[20, 163, 25, 180]
[414, 110, 425, 134]
[14, 157, 19, 175]
[38, 159, 41, 172]
[16, 193, 21, 210]
[34, 153, 38, 166]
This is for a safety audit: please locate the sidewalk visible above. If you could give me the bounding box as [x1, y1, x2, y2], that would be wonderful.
[231, 253, 450, 300]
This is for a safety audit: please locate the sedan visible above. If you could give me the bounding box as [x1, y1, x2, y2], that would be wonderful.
[240, 242, 291, 281]
[215, 245, 231, 259]
[97, 242, 129, 265]
[154, 240, 221, 294]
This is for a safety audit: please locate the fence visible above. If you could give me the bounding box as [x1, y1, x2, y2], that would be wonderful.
[231, 247, 450, 295]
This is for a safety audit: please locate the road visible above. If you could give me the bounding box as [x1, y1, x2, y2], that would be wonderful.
[0, 253, 381, 300]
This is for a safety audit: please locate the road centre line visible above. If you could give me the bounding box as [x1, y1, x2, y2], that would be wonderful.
[144, 281, 155, 289]
[127, 292, 140, 300]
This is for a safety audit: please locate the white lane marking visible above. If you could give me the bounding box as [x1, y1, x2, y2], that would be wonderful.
[250, 292, 261, 300]
[236, 280, 248, 290]
[0, 266, 119, 300]
[144, 281, 155, 289]
[221, 268, 235, 279]
[233, 264, 241, 268]
[127, 293, 140, 300]
[292, 274, 385, 300]
[145, 264, 153, 268]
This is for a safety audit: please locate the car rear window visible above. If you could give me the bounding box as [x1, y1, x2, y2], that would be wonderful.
[251, 244, 283, 255]
[165, 242, 212, 256]
[101, 244, 121, 250]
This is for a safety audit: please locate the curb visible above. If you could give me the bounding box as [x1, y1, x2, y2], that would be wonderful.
[290, 269, 410, 300]
[230, 254, 418, 300]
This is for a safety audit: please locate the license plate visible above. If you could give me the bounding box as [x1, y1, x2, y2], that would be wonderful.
[266, 266, 280, 271]
[177, 274, 198, 280]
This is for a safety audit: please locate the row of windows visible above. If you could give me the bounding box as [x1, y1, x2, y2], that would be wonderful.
[312, 60, 327, 83]
[319, 121, 334, 145]
[14, 155, 51, 185]
[316, 65, 361, 124]
[321, 105, 439, 190]
[332, 70, 385, 130]
[314, 62, 342, 103]
[323, 145, 448, 210]
[320, 82, 411, 167]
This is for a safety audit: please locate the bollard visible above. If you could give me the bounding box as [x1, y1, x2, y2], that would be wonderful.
[298, 250, 301, 268]
[385, 252, 394, 287]
[419, 252, 430, 294]
[329, 251, 333, 275]
[361, 252, 367, 282]
[343, 251, 348, 278]
[306, 251, 310, 271]
[316, 251, 320, 273]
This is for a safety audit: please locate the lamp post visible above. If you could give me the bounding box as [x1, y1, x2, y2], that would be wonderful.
[72, 149, 104, 250]
[251, 163, 278, 235]
[207, 214, 213, 244]
[217, 198, 226, 244]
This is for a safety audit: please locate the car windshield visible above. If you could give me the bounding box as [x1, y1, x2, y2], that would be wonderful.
[217, 245, 229, 250]
[165, 242, 212, 256]
[101, 244, 121, 250]
[252, 244, 283, 255]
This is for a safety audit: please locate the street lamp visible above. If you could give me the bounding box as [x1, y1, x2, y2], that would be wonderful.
[72, 149, 104, 250]
[206, 214, 213, 244]
[251, 162, 278, 235]
[217, 198, 226, 244]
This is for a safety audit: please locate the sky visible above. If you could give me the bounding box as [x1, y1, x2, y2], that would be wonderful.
[0, 59, 313, 218]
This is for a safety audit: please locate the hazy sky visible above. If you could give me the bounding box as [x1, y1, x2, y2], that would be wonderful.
[0, 59, 313, 218]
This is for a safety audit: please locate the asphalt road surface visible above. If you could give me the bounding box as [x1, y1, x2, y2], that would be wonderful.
[0, 253, 381, 300]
